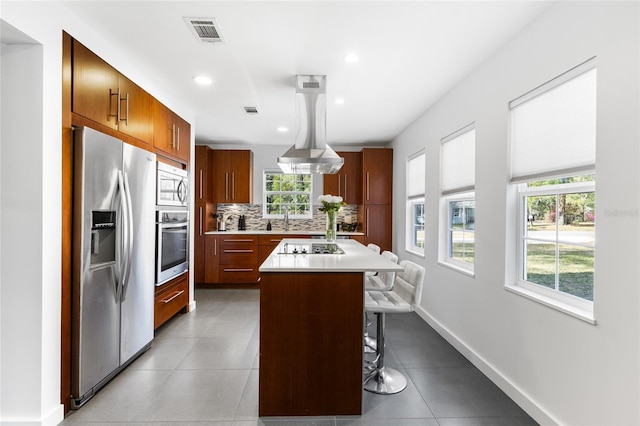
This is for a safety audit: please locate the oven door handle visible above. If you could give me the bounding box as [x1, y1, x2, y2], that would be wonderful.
[177, 179, 187, 204]
[159, 222, 189, 230]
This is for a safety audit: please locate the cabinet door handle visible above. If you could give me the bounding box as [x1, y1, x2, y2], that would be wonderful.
[199, 170, 203, 199]
[270, 239, 282, 242]
[199, 206, 203, 236]
[120, 92, 129, 125]
[109, 88, 120, 123]
[177, 126, 180, 151]
[224, 268, 254, 272]
[338, 174, 342, 197]
[366, 208, 370, 237]
[225, 173, 229, 200]
[224, 249, 254, 253]
[170, 124, 176, 148]
[366, 172, 370, 201]
[214, 238, 217, 256]
[231, 173, 235, 200]
[344, 175, 348, 201]
[223, 239, 254, 242]
[161, 290, 184, 304]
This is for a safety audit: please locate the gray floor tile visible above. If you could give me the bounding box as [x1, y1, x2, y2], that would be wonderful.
[336, 418, 438, 426]
[129, 336, 200, 371]
[390, 336, 470, 368]
[437, 417, 539, 426]
[147, 369, 251, 421]
[407, 367, 530, 418]
[62, 287, 537, 426]
[361, 368, 434, 419]
[177, 336, 258, 370]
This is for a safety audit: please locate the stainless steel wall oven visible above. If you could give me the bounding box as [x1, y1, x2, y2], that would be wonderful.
[155, 210, 188, 285]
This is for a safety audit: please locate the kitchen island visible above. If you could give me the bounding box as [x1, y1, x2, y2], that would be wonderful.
[258, 239, 403, 417]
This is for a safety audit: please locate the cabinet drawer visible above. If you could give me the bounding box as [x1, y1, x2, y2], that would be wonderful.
[154, 275, 188, 329]
[258, 234, 307, 246]
[220, 248, 258, 265]
[220, 267, 260, 283]
[220, 236, 258, 248]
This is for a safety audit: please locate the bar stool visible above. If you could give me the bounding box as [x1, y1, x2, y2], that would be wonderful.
[364, 251, 398, 353]
[364, 260, 425, 394]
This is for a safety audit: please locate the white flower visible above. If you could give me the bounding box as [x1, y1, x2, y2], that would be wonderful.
[318, 194, 343, 204]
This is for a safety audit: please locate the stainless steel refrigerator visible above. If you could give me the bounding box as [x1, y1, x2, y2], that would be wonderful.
[71, 126, 156, 408]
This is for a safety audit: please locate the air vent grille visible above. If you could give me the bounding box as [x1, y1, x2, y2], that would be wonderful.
[302, 81, 321, 89]
[184, 17, 224, 43]
[243, 106, 259, 115]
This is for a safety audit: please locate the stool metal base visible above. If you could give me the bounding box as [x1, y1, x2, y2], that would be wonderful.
[364, 366, 407, 394]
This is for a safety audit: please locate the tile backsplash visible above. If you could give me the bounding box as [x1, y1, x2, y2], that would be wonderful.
[215, 204, 359, 232]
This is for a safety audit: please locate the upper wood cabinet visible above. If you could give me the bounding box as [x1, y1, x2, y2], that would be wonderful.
[72, 40, 151, 145]
[323, 151, 362, 205]
[212, 150, 253, 204]
[152, 98, 190, 164]
[362, 148, 393, 205]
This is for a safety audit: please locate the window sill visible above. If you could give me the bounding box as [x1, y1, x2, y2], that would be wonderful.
[406, 248, 425, 258]
[438, 260, 475, 278]
[504, 283, 596, 325]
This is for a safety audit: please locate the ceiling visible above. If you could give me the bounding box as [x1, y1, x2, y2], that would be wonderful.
[61, 1, 553, 147]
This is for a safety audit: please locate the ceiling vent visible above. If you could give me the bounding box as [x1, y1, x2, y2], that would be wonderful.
[184, 17, 224, 43]
[243, 106, 259, 115]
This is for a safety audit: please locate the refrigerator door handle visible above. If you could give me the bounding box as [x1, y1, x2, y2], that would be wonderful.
[121, 171, 134, 301]
[115, 171, 127, 300]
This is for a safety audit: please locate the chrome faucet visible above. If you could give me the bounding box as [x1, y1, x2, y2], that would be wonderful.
[283, 205, 290, 231]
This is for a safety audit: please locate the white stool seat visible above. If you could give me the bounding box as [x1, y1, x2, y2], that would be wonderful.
[365, 290, 412, 313]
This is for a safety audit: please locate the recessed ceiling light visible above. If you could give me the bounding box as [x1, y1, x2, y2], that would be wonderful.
[277, 126, 289, 132]
[335, 98, 345, 105]
[344, 53, 359, 63]
[193, 75, 213, 85]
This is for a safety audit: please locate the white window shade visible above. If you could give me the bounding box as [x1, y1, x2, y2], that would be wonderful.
[407, 152, 425, 198]
[441, 125, 475, 194]
[510, 61, 597, 182]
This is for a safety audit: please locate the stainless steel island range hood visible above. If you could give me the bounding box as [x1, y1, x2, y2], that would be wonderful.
[277, 75, 344, 174]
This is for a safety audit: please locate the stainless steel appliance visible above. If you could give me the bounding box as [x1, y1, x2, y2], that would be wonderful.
[155, 210, 189, 285]
[278, 242, 345, 255]
[71, 127, 156, 408]
[157, 161, 188, 207]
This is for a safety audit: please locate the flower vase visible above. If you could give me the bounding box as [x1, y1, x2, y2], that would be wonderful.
[326, 211, 337, 242]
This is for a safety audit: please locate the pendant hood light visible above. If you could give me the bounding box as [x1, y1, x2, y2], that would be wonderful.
[277, 75, 344, 174]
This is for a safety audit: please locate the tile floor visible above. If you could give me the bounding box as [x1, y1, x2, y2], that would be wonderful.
[62, 288, 538, 426]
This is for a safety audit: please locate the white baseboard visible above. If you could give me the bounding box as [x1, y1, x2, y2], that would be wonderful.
[1, 403, 64, 426]
[413, 306, 559, 426]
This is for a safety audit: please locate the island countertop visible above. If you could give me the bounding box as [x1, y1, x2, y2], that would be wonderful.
[259, 238, 403, 273]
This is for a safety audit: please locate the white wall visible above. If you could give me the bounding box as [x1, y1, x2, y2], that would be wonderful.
[391, 2, 640, 425]
[0, 1, 195, 424]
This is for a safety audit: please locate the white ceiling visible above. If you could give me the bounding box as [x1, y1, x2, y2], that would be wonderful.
[61, 1, 553, 147]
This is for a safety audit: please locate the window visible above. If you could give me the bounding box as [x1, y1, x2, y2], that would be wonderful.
[508, 57, 597, 322]
[263, 171, 312, 218]
[439, 123, 475, 274]
[406, 151, 425, 254]
[519, 176, 595, 301]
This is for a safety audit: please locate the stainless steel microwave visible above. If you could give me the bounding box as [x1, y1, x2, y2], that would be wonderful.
[157, 162, 188, 207]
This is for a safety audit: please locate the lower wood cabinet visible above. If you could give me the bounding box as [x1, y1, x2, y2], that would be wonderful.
[154, 272, 189, 329]
[219, 235, 260, 283]
[363, 204, 392, 252]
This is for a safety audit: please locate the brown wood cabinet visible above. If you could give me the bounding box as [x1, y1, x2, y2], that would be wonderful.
[72, 40, 152, 145]
[323, 151, 362, 205]
[219, 235, 260, 283]
[152, 98, 190, 164]
[204, 235, 220, 284]
[154, 272, 189, 329]
[361, 148, 393, 251]
[212, 150, 253, 204]
[194, 146, 216, 283]
[362, 148, 393, 205]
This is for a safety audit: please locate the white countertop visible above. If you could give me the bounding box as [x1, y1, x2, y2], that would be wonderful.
[205, 230, 364, 236]
[259, 239, 403, 273]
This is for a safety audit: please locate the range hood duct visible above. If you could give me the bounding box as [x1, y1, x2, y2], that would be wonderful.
[277, 75, 344, 174]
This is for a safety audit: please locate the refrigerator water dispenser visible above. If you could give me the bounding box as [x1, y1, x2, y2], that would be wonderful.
[90, 210, 116, 268]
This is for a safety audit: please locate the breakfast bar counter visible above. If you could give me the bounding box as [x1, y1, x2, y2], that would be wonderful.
[258, 239, 402, 417]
